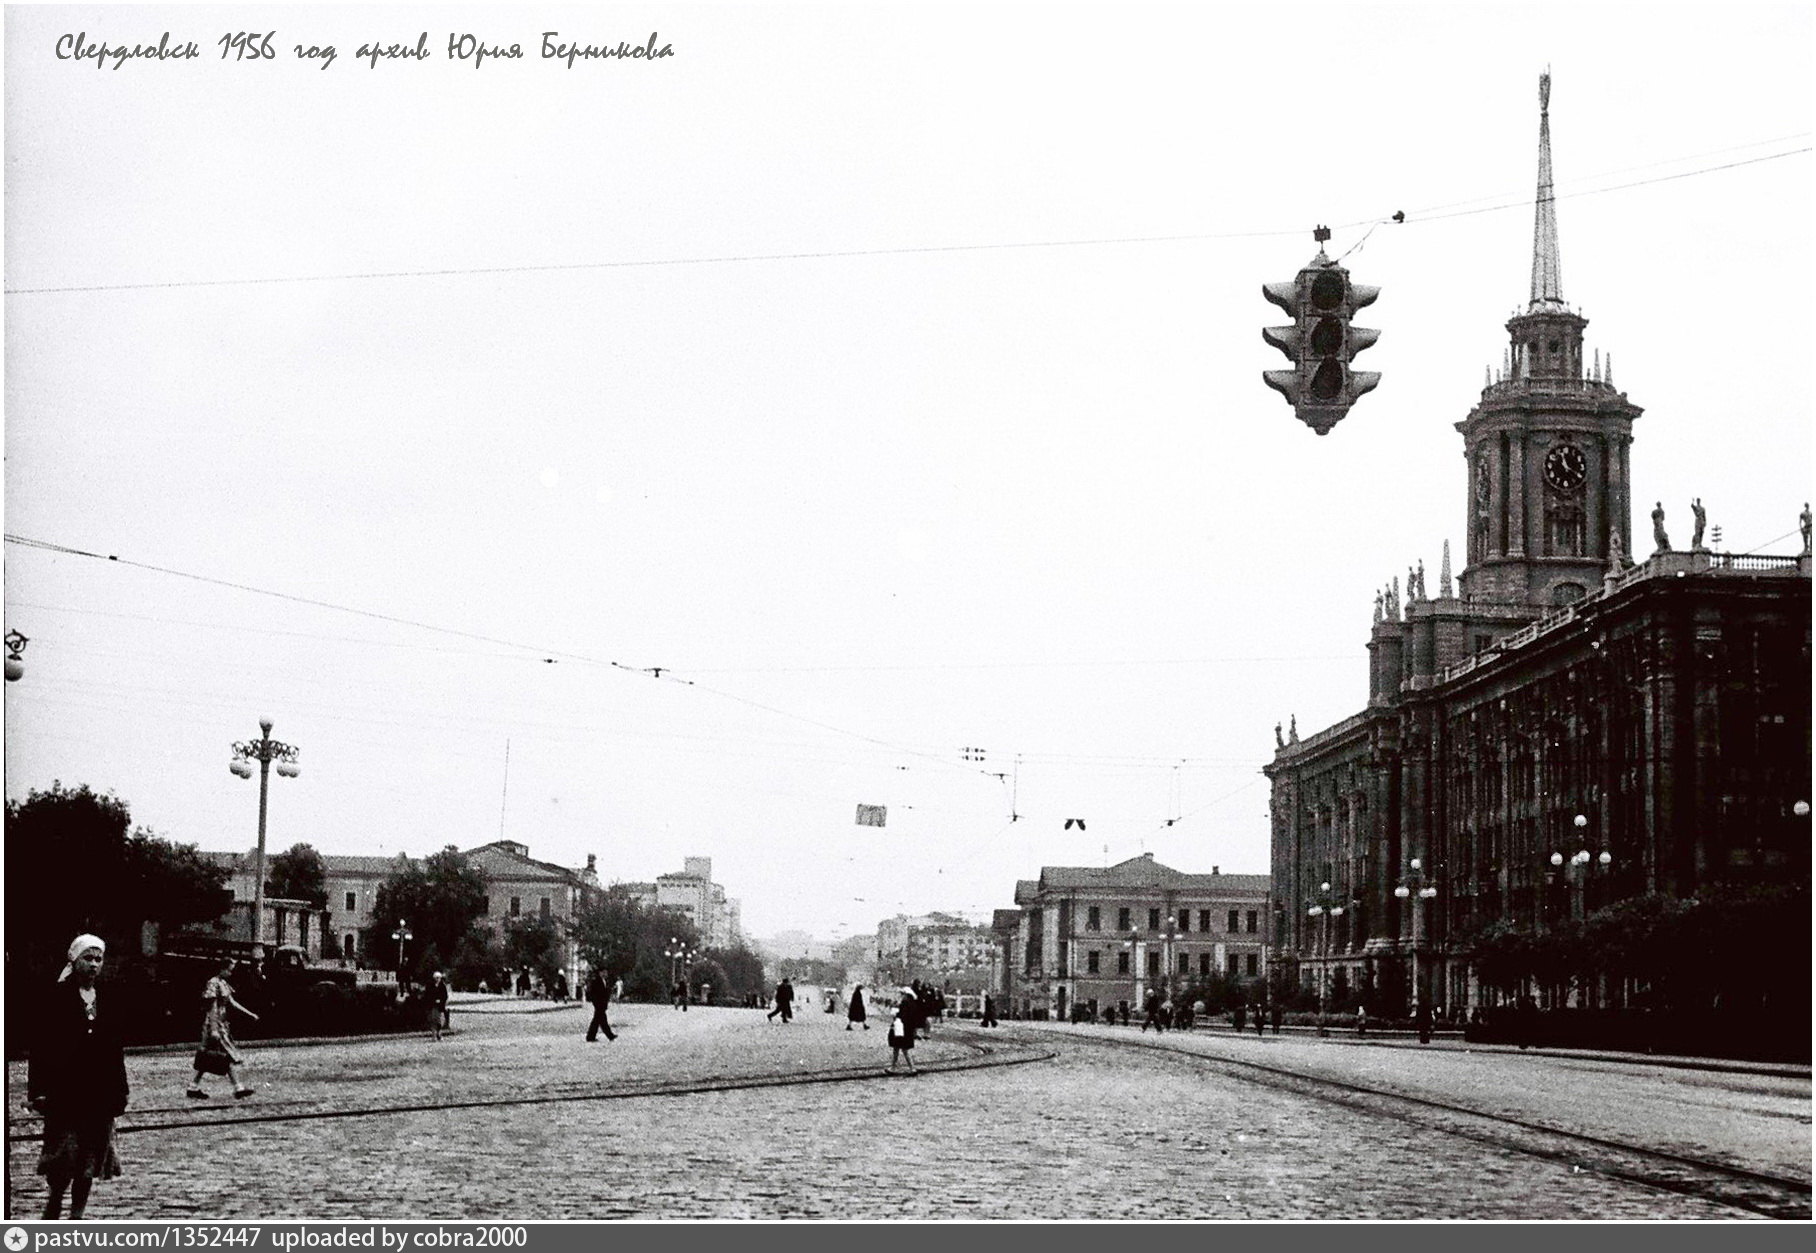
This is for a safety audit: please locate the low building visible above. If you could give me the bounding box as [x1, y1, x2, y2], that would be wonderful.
[1007, 853, 1271, 1020]
[205, 842, 602, 987]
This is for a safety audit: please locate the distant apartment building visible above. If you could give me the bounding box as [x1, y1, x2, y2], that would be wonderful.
[653, 856, 741, 949]
[873, 913, 993, 990]
[1006, 853, 1271, 1020]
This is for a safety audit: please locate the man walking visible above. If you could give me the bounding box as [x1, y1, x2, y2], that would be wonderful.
[766, 977, 795, 1023]
[584, 966, 618, 1042]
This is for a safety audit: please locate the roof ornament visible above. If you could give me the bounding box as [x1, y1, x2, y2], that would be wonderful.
[1529, 68, 1565, 312]
[1439, 540, 1454, 598]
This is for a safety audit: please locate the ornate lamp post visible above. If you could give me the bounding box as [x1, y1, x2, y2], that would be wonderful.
[1123, 928, 1143, 1016]
[3, 629, 28, 682]
[230, 719, 300, 948]
[391, 920, 413, 972]
[664, 938, 697, 1002]
[1307, 882, 1340, 1030]
[1394, 858, 1440, 1021]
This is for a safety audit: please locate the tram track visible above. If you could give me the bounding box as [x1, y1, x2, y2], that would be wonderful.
[1037, 1026, 1811, 1220]
[7, 1037, 1055, 1139]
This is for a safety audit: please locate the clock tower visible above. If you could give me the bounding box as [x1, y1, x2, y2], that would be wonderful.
[1457, 72, 1643, 608]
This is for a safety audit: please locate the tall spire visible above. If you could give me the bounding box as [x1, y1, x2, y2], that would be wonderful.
[1529, 69, 1565, 312]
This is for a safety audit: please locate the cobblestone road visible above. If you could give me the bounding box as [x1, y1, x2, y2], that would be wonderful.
[7, 999, 1808, 1221]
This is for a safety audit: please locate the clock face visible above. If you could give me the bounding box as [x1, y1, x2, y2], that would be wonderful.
[1545, 443, 1586, 491]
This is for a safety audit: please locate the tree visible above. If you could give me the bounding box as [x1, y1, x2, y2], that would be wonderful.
[569, 888, 700, 999]
[503, 914, 563, 989]
[703, 945, 765, 1003]
[360, 846, 489, 979]
[5, 782, 231, 980]
[266, 842, 328, 908]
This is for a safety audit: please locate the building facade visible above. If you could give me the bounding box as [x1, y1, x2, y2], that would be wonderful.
[1265, 75, 1812, 1019]
[872, 913, 994, 992]
[1008, 854, 1270, 1020]
[209, 842, 602, 986]
[653, 856, 741, 949]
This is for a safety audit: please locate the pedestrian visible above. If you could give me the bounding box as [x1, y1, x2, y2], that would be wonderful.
[1141, 989, 1162, 1033]
[1416, 1000, 1433, 1045]
[1233, 1002, 1248, 1033]
[427, 971, 450, 1040]
[584, 966, 618, 1042]
[1119, 1002, 1131, 1027]
[886, 1003, 917, 1074]
[981, 993, 997, 1028]
[766, 977, 794, 1023]
[897, 985, 924, 1041]
[29, 935, 128, 1220]
[1271, 1001, 1283, 1035]
[516, 969, 531, 998]
[847, 985, 868, 1030]
[189, 959, 258, 1101]
[1355, 1005, 1369, 1038]
[1254, 1003, 1266, 1037]
[672, 979, 689, 1011]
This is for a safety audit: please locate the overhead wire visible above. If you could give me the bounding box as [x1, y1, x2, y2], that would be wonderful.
[2, 141, 1806, 297]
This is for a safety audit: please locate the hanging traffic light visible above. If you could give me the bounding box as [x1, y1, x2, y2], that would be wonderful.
[1262, 233, 1381, 435]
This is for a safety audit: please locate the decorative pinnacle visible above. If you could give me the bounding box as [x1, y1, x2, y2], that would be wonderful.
[1529, 69, 1565, 312]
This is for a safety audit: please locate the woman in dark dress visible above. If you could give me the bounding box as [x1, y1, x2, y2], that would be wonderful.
[28, 934, 128, 1220]
[846, 985, 868, 1030]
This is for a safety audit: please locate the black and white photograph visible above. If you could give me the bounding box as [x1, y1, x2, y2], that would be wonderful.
[3, 1, 1810, 1225]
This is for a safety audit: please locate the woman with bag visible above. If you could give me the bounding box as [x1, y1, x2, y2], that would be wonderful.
[29, 934, 129, 1220]
[885, 995, 916, 1074]
[189, 959, 258, 1100]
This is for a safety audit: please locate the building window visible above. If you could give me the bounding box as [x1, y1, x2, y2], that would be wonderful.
[1087, 950, 1100, 973]
[1227, 953, 1239, 976]
[1198, 910, 1211, 932]
[1057, 941, 1068, 968]
[343, 934, 356, 961]
[1147, 952, 1160, 976]
[1178, 909, 1191, 932]
[345, 891, 357, 912]
[510, 897, 521, 917]
[1246, 953, 1259, 977]
[1246, 910, 1258, 934]
[1228, 909, 1240, 933]
[1199, 953, 1211, 975]
[540, 897, 551, 918]
[1118, 952, 1130, 974]
[1178, 954, 1189, 974]
[1087, 906, 1100, 931]
[1148, 908, 1161, 931]
[1117, 907, 1131, 931]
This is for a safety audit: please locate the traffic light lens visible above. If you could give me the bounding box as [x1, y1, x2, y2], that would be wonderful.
[1311, 317, 1344, 355]
[1311, 359, 1344, 401]
[1310, 272, 1345, 311]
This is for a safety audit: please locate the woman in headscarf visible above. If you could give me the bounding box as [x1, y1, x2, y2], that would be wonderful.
[28, 934, 128, 1220]
[846, 984, 868, 1030]
[190, 957, 258, 1100]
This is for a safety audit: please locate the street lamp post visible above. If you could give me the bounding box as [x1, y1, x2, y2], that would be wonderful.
[1307, 881, 1340, 1032]
[230, 719, 300, 949]
[1123, 928, 1142, 1018]
[1394, 857, 1440, 1026]
[663, 938, 697, 1005]
[391, 921, 412, 973]
[3, 629, 28, 682]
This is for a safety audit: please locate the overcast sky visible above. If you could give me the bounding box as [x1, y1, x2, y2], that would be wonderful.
[5, 2, 1811, 945]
